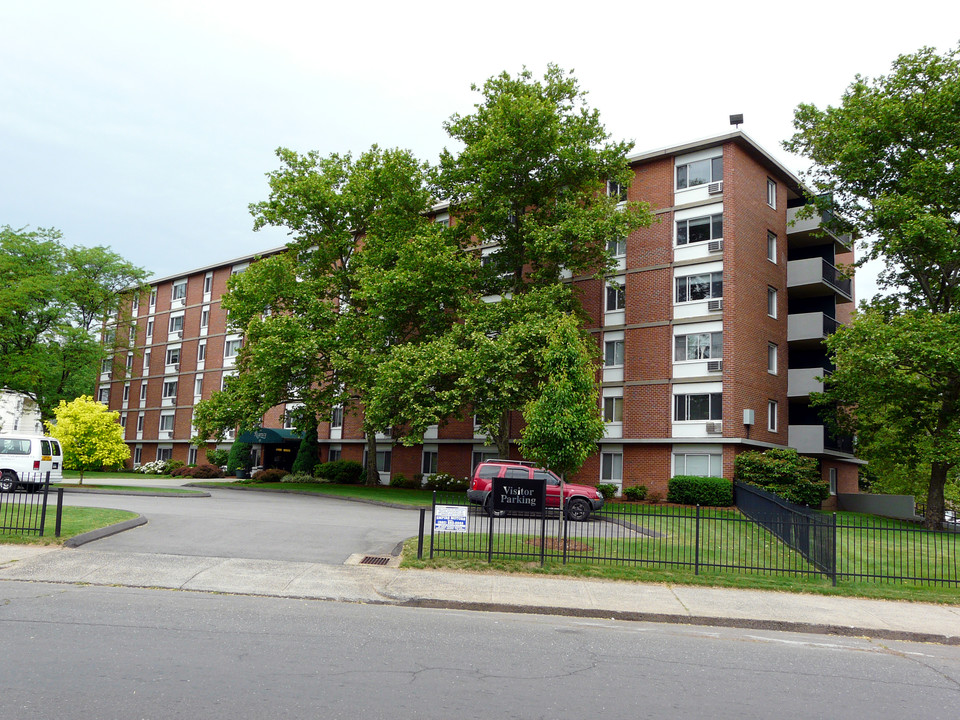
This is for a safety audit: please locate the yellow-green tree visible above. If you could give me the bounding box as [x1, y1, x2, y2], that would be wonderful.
[46, 395, 130, 484]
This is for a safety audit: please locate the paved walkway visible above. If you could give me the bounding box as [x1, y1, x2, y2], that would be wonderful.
[1, 544, 957, 645]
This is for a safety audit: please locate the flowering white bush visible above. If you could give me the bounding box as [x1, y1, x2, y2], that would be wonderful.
[136, 460, 169, 475]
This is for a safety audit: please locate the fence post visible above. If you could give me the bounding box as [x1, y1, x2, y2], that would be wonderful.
[695, 505, 701, 575]
[429, 491, 436, 560]
[55, 488, 63, 538]
[38, 471, 51, 536]
[487, 494, 494, 564]
[417, 508, 425, 560]
[831, 512, 837, 587]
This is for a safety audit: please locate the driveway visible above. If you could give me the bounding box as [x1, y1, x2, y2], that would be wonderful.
[61, 489, 421, 564]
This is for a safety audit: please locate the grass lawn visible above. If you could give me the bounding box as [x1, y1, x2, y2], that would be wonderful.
[54, 484, 205, 495]
[63, 470, 166, 481]
[196, 481, 435, 506]
[0, 505, 138, 546]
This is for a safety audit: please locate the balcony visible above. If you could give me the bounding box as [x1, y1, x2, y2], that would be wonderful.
[789, 424, 854, 455]
[787, 258, 852, 301]
[786, 206, 853, 249]
[787, 311, 840, 348]
[788, 368, 829, 398]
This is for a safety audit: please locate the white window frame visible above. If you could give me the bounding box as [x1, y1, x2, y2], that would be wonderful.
[224, 338, 242, 358]
[767, 400, 778, 433]
[604, 337, 625, 368]
[829, 467, 838, 495]
[203, 273, 213, 294]
[421, 448, 439, 476]
[767, 231, 777, 263]
[171, 279, 187, 301]
[194, 376, 203, 396]
[600, 451, 623, 484]
[331, 404, 343, 429]
[768, 343, 778, 375]
[162, 380, 178, 399]
[159, 412, 175, 432]
[606, 236, 627, 258]
[165, 346, 181, 365]
[605, 279, 625, 312]
[676, 156, 723, 190]
[674, 393, 723, 422]
[603, 395, 624, 424]
[675, 270, 723, 304]
[139, 383, 147, 402]
[674, 331, 722, 362]
[768, 286, 778, 318]
[197, 341, 206, 362]
[673, 451, 722, 478]
[169, 314, 184, 333]
[200, 307, 210, 328]
[767, 178, 777, 209]
[676, 213, 723, 246]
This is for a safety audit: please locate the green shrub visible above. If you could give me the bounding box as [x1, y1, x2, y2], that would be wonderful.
[166, 460, 185, 472]
[390, 473, 416, 489]
[424, 473, 468, 492]
[315, 459, 365, 485]
[205, 448, 229, 467]
[252, 468, 287, 483]
[281, 472, 321, 483]
[734, 448, 829, 508]
[226, 441, 253, 475]
[596, 483, 619, 499]
[292, 421, 318, 475]
[624, 485, 647, 502]
[667, 476, 733, 506]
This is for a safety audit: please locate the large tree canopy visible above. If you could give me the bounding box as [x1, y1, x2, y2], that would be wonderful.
[0, 226, 147, 419]
[785, 45, 960, 527]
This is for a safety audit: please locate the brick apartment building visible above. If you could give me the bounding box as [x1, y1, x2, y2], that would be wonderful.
[100, 131, 860, 499]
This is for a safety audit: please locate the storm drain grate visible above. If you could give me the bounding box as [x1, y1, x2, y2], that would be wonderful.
[359, 556, 391, 566]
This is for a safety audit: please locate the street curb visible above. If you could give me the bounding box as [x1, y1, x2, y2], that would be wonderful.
[395, 598, 960, 646]
[57, 487, 210, 498]
[64, 515, 148, 548]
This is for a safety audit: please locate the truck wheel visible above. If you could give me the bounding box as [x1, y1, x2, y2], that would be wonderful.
[0, 471, 18, 493]
[484, 494, 507, 518]
[565, 498, 591, 522]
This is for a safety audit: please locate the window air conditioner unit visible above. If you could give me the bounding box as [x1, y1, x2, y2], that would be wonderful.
[173, 363, 180, 372]
[707, 181, 723, 195]
[175, 331, 183, 339]
[706, 421, 723, 434]
[708, 240, 724, 253]
[707, 360, 723, 373]
[707, 299, 723, 312]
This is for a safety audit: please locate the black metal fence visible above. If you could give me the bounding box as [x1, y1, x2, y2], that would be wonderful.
[421, 489, 960, 587]
[0, 472, 63, 537]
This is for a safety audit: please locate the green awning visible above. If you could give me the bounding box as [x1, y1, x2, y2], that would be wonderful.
[236, 427, 304, 444]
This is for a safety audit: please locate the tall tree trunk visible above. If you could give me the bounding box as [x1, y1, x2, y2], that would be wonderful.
[925, 462, 948, 530]
[364, 431, 379, 487]
[495, 409, 511, 458]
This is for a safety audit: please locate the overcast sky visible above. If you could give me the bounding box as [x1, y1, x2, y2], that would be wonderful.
[2, 1, 958, 298]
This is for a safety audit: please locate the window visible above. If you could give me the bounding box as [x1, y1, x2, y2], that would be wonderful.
[120, 414, 127, 429]
[188, 446, 198, 465]
[601, 452, 623, 483]
[603, 396, 623, 423]
[131, 294, 139, 311]
[197, 341, 206, 362]
[676, 214, 723, 245]
[673, 452, 722, 477]
[157, 447, 172, 462]
[159, 413, 175, 431]
[149, 288, 157, 307]
[129, 325, 137, 343]
[606, 281, 625, 312]
[767, 287, 778, 318]
[676, 271, 722, 303]
[674, 393, 722, 421]
[607, 180, 627, 203]
[375, 450, 391, 473]
[165, 347, 181, 365]
[606, 237, 627, 258]
[169, 315, 184, 333]
[194, 376, 203, 396]
[767, 400, 778, 432]
[674, 332, 722, 361]
[200, 308, 209, 328]
[162, 380, 178, 399]
[767, 231, 777, 263]
[122, 384, 130, 402]
[139, 383, 147, 402]
[224, 339, 242, 358]
[143, 350, 151, 372]
[422, 450, 438, 475]
[98, 387, 110, 404]
[136, 415, 144, 432]
[146, 320, 153, 338]
[101, 357, 112, 374]
[676, 156, 722, 189]
[768, 343, 778, 374]
[172, 280, 187, 301]
[767, 178, 777, 209]
[126, 353, 134, 370]
[604, 338, 625, 367]
[331, 405, 343, 429]
[328, 447, 341, 463]
[203, 273, 213, 294]
[829, 467, 838, 495]
[134, 446, 142, 465]
[472, 449, 498, 470]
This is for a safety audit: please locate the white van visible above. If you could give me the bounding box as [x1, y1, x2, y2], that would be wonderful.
[0, 434, 64, 492]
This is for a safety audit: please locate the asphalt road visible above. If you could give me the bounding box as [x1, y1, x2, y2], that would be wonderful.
[61, 488, 421, 563]
[1, 582, 958, 720]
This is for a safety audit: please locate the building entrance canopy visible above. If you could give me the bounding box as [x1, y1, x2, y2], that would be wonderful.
[236, 427, 304, 444]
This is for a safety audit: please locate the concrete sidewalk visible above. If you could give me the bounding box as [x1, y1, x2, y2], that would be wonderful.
[2, 544, 958, 645]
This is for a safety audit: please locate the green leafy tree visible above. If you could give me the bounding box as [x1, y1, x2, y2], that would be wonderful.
[814, 309, 960, 526]
[437, 65, 652, 294]
[291, 414, 318, 475]
[226, 440, 253, 476]
[784, 45, 960, 527]
[194, 146, 475, 485]
[0, 226, 147, 419]
[519, 314, 605, 479]
[45, 395, 130, 484]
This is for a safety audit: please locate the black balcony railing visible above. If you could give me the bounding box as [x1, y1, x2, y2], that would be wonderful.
[821, 259, 853, 298]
